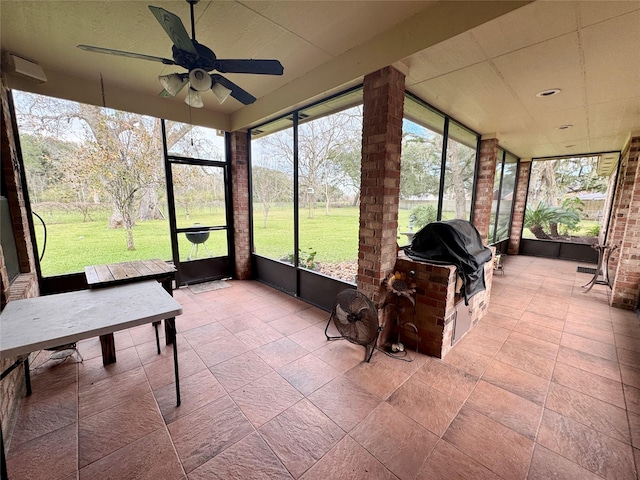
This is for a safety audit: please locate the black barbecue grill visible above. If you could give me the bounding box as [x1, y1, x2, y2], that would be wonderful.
[404, 219, 493, 304]
[185, 225, 212, 260]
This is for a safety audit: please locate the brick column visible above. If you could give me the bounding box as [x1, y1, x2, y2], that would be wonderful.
[472, 138, 499, 243]
[507, 161, 531, 255]
[229, 131, 252, 280]
[610, 134, 640, 309]
[607, 138, 637, 277]
[1, 85, 39, 447]
[357, 66, 405, 308]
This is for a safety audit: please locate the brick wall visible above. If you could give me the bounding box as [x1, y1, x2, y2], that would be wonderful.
[508, 161, 531, 255]
[1, 86, 40, 446]
[608, 141, 634, 278]
[610, 135, 640, 309]
[357, 66, 405, 346]
[229, 131, 252, 280]
[472, 138, 499, 243]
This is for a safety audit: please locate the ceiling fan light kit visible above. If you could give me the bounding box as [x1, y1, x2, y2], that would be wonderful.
[159, 73, 187, 96]
[212, 82, 232, 104]
[189, 68, 212, 92]
[78, 0, 283, 107]
[184, 88, 204, 108]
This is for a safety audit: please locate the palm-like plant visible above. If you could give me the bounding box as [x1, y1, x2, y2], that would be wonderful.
[524, 202, 557, 239]
[525, 201, 582, 239]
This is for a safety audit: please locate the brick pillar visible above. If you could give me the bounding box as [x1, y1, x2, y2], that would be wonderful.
[607, 138, 638, 277]
[472, 138, 499, 243]
[610, 134, 640, 309]
[1, 85, 39, 447]
[229, 131, 252, 280]
[507, 161, 531, 255]
[357, 66, 405, 308]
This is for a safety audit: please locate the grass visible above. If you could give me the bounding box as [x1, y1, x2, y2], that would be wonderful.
[521, 220, 599, 239]
[36, 204, 421, 277]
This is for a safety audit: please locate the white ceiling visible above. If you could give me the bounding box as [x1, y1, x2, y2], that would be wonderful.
[1, 0, 639, 160]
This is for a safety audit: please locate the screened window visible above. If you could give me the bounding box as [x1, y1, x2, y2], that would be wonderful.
[525, 156, 607, 241]
[250, 88, 363, 284]
[251, 125, 294, 263]
[443, 121, 478, 221]
[14, 91, 171, 277]
[297, 105, 362, 282]
[167, 124, 226, 162]
[401, 94, 479, 242]
[400, 97, 444, 240]
[489, 149, 518, 244]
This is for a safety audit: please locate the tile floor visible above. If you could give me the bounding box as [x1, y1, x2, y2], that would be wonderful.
[4, 255, 640, 479]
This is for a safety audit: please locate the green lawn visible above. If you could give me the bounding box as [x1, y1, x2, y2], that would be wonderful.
[521, 220, 599, 239]
[35, 204, 419, 277]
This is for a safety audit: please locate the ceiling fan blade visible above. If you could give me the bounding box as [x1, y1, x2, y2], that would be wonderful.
[78, 45, 175, 65]
[212, 74, 256, 105]
[148, 5, 198, 55]
[214, 59, 284, 75]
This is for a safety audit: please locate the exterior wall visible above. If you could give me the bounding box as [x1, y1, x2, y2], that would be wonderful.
[473, 138, 499, 243]
[608, 141, 634, 276]
[229, 131, 252, 280]
[357, 66, 405, 347]
[610, 135, 640, 309]
[508, 161, 531, 255]
[1, 86, 40, 446]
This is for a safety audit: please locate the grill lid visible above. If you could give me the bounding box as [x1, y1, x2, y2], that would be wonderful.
[404, 219, 493, 304]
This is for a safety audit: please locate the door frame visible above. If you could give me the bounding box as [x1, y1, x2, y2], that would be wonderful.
[162, 122, 234, 286]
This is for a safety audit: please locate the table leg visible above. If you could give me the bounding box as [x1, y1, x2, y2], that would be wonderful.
[152, 321, 161, 354]
[164, 318, 176, 346]
[1, 420, 7, 480]
[171, 320, 181, 407]
[100, 333, 117, 366]
[161, 278, 175, 346]
[24, 356, 31, 396]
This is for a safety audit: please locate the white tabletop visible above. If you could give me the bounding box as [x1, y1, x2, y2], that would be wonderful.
[0, 281, 182, 358]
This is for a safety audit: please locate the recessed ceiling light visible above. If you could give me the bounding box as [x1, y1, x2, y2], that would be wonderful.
[536, 88, 561, 97]
[557, 124, 573, 130]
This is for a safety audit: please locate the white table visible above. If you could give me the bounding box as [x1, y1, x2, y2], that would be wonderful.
[0, 281, 183, 405]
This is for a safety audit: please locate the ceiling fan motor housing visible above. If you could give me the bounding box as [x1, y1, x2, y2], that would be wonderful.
[173, 42, 216, 71]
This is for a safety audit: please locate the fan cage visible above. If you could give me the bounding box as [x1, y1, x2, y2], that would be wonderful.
[325, 289, 381, 362]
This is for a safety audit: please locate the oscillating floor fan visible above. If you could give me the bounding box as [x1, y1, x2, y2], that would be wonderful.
[325, 289, 381, 362]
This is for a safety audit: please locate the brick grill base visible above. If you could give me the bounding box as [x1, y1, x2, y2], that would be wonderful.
[384, 250, 493, 358]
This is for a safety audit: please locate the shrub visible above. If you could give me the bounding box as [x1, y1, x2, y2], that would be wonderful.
[409, 204, 437, 231]
[586, 224, 600, 237]
[286, 247, 318, 270]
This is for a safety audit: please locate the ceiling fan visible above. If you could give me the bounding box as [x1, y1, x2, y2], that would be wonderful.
[78, 0, 284, 107]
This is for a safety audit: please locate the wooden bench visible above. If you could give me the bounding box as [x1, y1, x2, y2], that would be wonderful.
[84, 259, 177, 362]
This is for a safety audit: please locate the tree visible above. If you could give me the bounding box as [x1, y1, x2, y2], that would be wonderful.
[400, 132, 441, 198]
[252, 165, 292, 227]
[527, 157, 607, 238]
[297, 107, 362, 214]
[14, 92, 196, 250]
[74, 111, 162, 250]
[333, 148, 361, 206]
[257, 106, 362, 217]
[19, 133, 78, 204]
[444, 140, 476, 219]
